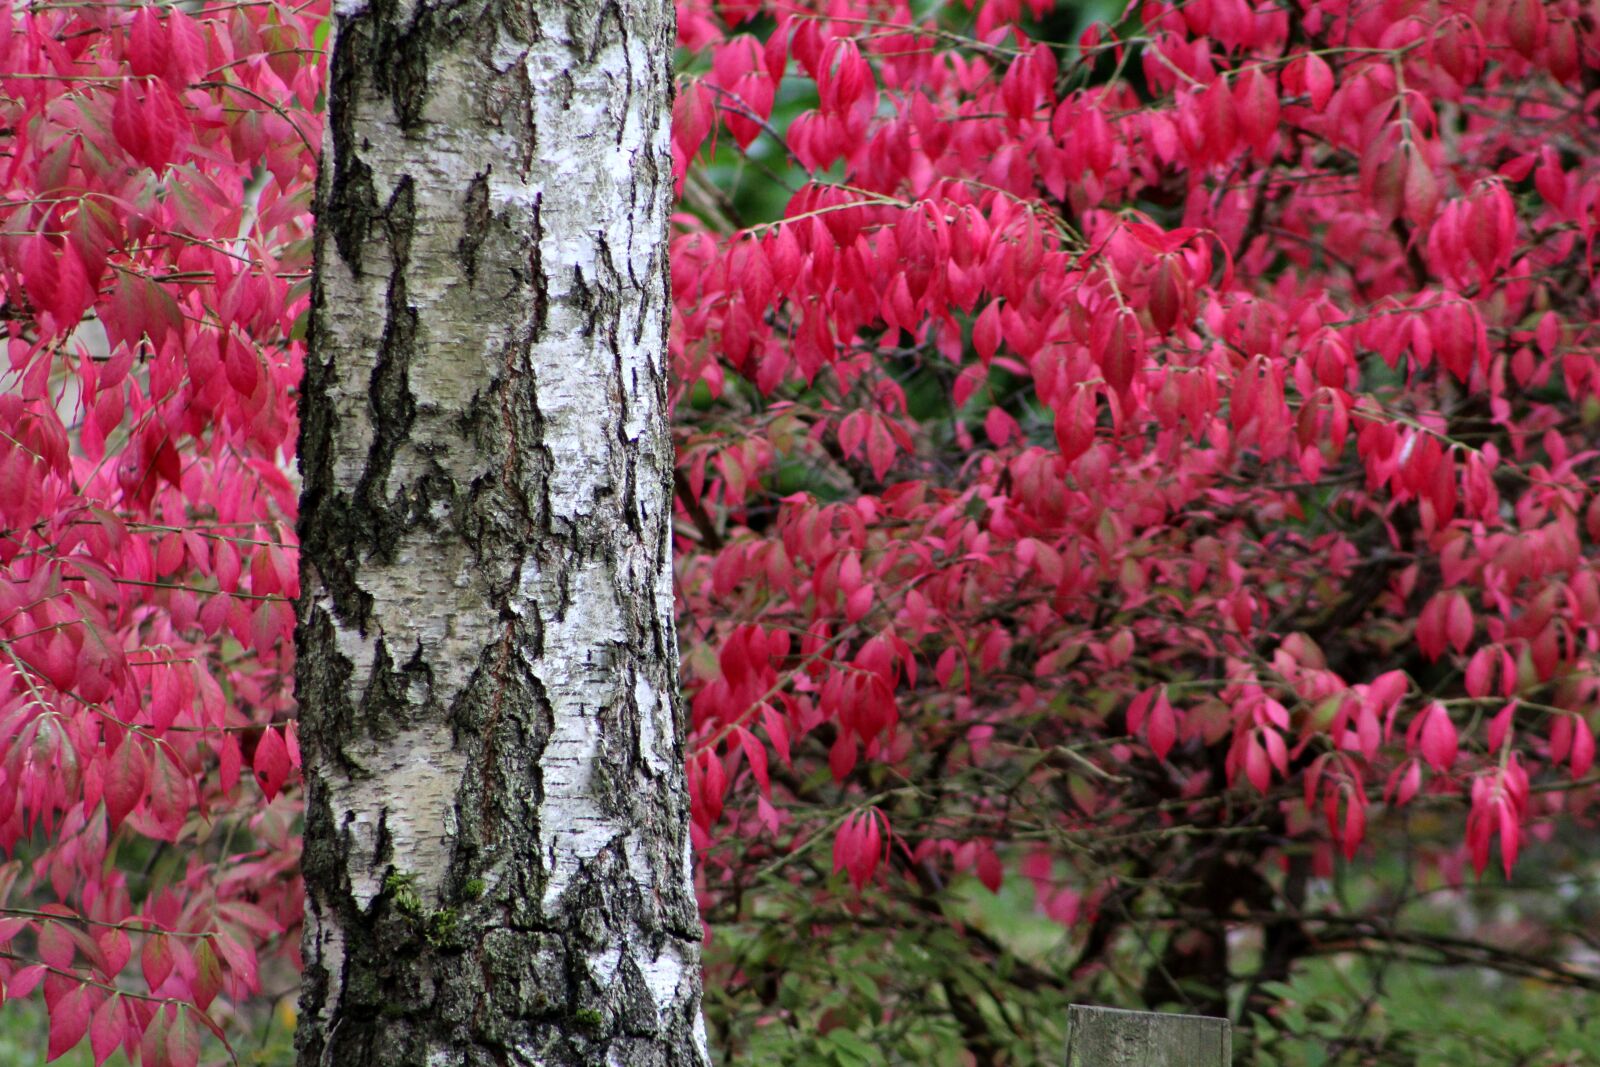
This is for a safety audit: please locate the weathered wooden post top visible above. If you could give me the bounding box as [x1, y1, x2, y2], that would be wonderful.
[1065, 1005, 1232, 1066]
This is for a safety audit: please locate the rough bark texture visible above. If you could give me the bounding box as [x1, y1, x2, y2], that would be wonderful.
[1064, 1006, 1232, 1067]
[294, 0, 708, 1061]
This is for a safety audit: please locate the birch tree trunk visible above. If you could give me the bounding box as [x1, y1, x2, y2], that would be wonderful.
[294, 0, 707, 1060]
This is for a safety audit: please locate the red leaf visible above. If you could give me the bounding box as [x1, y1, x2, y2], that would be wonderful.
[831, 814, 859, 882]
[1301, 54, 1334, 111]
[0, 917, 29, 946]
[672, 81, 714, 162]
[127, 7, 170, 80]
[95, 927, 131, 981]
[699, 751, 727, 825]
[211, 929, 261, 995]
[1262, 727, 1288, 775]
[1054, 385, 1096, 464]
[1445, 593, 1474, 654]
[833, 809, 885, 891]
[190, 940, 222, 1012]
[766, 223, 802, 293]
[38, 920, 76, 970]
[1329, 786, 1361, 856]
[1126, 687, 1156, 735]
[1233, 67, 1278, 153]
[1403, 152, 1440, 225]
[1094, 307, 1142, 395]
[142, 931, 174, 993]
[1487, 702, 1517, 752]
[167, 1011, 203, 1067]
[1506, 0, 1547, 59]
[1244, 733, 1272, 793]
[838, 410, 866, 459]
[829, 732, 857, 781]
[285, 719, 302, 768]
[1200, 79, 1237, 161]
[761, 704, 791, 768]
[1415, 593, 1447, 661]
[866, 417, 896, 482]
[1147, 693, 1177, 761]
[104, 736, 148, 831]
[1464, 646, 1496, 698]
[1571, 716, 1595, 779]
[141, 1006, 172, 1067]
[735, 726, 770, 795]
[845, 584, 874, 623]
[1497, 798, 1521, 877]
[47, 984, 91, 1062]
[975, 846, 1002, 893]
[219, 732, 242, 797]
[252, 725, 290, 801]
[8, 965, 47, 1000]
[22, 236, 92, 335]
[1388, 760, 1422, 807]
[985, 406, 1018, 448]
[89, 994, 123, 1067]
[973, 300, 1002, 364]
[145, 748, 191, 841]
[1419, 702, 1458, 773]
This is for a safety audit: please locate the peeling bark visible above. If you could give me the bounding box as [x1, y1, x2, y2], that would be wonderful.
[295, 0, 707, 1061]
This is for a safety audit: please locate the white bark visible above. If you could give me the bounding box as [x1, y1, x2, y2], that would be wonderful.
[296, 0, 706, 1061]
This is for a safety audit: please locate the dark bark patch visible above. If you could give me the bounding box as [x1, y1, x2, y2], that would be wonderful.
[356, 177, 420, 554]
[458, 170, 492, 282]
[325, 28, 377, 274]
[529, 193, 547, 340]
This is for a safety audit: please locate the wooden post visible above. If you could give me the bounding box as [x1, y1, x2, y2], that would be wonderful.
[1065, 1005, 1232, 1066]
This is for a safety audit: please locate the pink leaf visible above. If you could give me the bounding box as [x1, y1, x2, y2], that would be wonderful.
[1147, 693, 1177, 761]
[838, 411, 866, 459]
[976, 846, 1002, 893]
[104, 736, 148, 831]
[218, 733, 242, 797]
[38, 920, 76, 971]
[829, 733, 857, 782]
[1571, 716, 1595, 779]
[8, 965, 47, 1000]
[252, 726, 290, 801]
[47, 984, 91, 1062]
[866, 417, 896, 482]
[141, 1006, 172, 1067]
[761, 704, 791, 768]
[95, 928, 131, 981]
[284, 719, 302, 768]
[1419, 702, 1459, 773]
[735, 726, 769, 795]
[89, 994, 123, 1067]
[832, 814, 859, 881]
[190, 940, 223, 1011]
[144, 748, 192, 841]
[142, 932, 174, 993]
[1497, 798, 1521, 877]
[1244, 733, 1272, 793]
